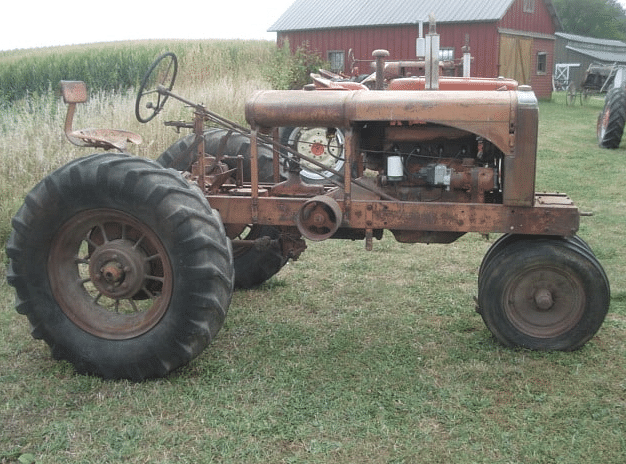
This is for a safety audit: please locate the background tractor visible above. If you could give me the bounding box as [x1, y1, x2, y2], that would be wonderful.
[595, 64, 626, 148]
[6, 44, 610, 380]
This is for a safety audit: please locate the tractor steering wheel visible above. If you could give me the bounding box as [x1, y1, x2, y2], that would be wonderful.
[135, 52, 178, 123]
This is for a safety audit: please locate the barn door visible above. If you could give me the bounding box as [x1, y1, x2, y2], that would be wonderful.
[499, 35, 532, 84]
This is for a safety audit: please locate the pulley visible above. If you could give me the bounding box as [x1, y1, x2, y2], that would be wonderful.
[296, 196, 343, 241]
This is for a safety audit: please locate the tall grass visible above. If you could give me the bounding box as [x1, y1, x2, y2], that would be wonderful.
[0, 40, 280, 105]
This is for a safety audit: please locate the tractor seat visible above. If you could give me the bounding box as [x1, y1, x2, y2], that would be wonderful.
[60, 81, 142, 152]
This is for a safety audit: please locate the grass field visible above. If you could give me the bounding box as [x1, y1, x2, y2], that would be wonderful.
[1, 43, 625, 463]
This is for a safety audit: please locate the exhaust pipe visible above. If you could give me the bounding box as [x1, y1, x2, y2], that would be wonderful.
[425, 13, 439, 90]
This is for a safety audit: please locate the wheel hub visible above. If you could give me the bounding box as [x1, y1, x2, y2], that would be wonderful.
[533, 288, 554, 311]
[505, 269, 585, 338]
[293, 127, 344, 178]
[101, 261, 124, 283]
[89, 239, 148, 299]
[311, 142, 325, 157]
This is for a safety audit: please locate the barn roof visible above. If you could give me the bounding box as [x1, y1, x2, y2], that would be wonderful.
[269, 0, 551, 31]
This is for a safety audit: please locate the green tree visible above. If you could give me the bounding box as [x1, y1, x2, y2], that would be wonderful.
[553, 0, 626, 40]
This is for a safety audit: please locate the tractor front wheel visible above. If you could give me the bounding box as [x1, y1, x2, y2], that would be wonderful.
[6, 154, 234, 379]
[157, 128, 277, 182]
[477, 236, 609, 350]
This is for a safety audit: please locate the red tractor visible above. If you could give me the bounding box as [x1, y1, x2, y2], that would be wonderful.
[6, 50, 610, 380]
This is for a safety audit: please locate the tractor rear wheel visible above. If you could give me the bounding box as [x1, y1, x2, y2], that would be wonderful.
[157, 128, 277, 182]
[158, 130, 291, 288]
[597, 87, 626, 148]
[229, 225, 289, 289]
[6, 154, 234, 379]
[477, 236, 609, 351]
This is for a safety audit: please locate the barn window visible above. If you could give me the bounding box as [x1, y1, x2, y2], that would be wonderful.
[328, 51, 345, 73]
[537, 52, 547, 74]
[439, 48, 455, 61]
[523, 0, 535, 13]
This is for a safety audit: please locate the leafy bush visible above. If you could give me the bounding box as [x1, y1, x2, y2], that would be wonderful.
[266, 41, 327, 90]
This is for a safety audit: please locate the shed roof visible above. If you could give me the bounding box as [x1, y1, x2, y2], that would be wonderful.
[556, 32, 626, 63]
[555, 32, 626, 49]
[269, 0, 526, 31]
[566, 45, 626, 64]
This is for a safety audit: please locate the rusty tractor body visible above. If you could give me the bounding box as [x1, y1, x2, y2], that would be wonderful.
[238, 87, 574, 239]
[6, 50, 610, 380]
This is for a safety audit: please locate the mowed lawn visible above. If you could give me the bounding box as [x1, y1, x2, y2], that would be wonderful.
[1, 65, 625, 464]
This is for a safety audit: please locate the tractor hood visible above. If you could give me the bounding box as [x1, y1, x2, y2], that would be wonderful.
[245, 88, 537, 155]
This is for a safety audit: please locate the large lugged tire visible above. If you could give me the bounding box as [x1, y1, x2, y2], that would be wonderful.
[157, 128, 276, 182]
[159, 131, 291, 288]
[597, 87, 626, 148]
[230, 225, 289, 289]
[477, 236, 609, 350]
[6, 154, 234, 380]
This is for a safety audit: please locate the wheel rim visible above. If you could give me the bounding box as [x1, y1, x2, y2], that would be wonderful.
[503, 264, 585, 338]
[290, 127, 344, 181]
[583, 91, 589, 103]
[566, 84, 576, 105]
[49, 209, 172, 340]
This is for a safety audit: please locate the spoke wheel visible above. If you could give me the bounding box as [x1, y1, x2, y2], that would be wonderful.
[581, 88, 591, 105]
[7, 153, 234, 379]
[566, 83, 577, 106]
[478, 236, 609, 350]
[135, 52, 178, 123]
[49, 209, 171, 340]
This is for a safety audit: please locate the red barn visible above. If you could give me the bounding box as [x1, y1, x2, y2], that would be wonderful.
[269, 0, 560, 99]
